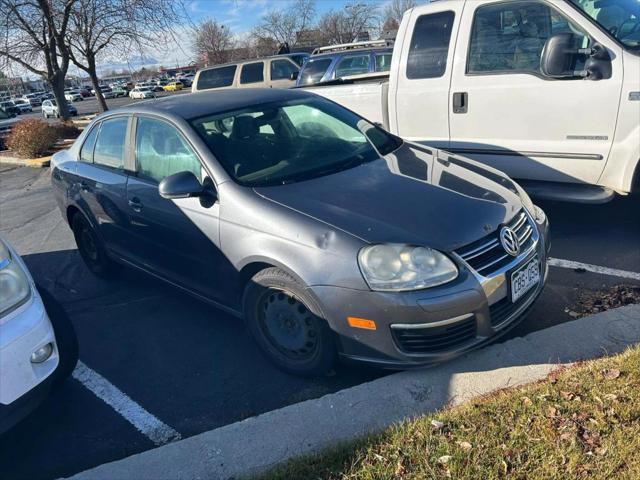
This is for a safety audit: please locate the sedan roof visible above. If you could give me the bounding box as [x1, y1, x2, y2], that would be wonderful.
[118, 88, 313, 121]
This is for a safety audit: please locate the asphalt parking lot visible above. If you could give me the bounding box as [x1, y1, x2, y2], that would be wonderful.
[0, 164, 638, 480]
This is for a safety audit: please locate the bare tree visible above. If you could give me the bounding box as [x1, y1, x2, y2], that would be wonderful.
[0, 0, 76, 119]
[253, 0, 316, 48]
[383, 0, 419, 26]
[67, 0, 187, 112]
[193, 19, 234, 67]
[318, 2, 380, 45]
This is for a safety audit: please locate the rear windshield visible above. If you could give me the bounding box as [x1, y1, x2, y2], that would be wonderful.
[298, 58, 332, 85]
[190, 96, 402, 187]
[196, 65, 237, 90]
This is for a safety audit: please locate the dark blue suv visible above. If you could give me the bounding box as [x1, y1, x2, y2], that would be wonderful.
[296, 46, 393, 86]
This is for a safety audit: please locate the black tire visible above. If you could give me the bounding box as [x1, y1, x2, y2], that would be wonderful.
[243, 267, 336, 376]
[37, 285, 78, 387]
[71, 213, 118, 278]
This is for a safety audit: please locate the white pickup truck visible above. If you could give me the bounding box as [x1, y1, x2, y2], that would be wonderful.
[306, 0, 640, 203]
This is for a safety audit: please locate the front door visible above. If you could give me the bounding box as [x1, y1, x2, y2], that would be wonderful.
[448, 0, 623, 185]
[268, 59, 299, 88]
[125, 116, 233, 304]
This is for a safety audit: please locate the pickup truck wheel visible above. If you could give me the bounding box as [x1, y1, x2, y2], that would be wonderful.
[243, 268, 336, 377]
[37, 285, 79, 387]
[71, 214, 118, 278]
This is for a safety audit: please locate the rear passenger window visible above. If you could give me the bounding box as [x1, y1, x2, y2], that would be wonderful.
[80, 123, 99, 163]
[334, 54, 370, 78]
[375, 53, 392, 72]
[196, 65, 237, 90]
[93, 117, 128, 169]
[406, 11, 455, 79]
[270, 59, 298, 80]
[240, 62, 264, 84]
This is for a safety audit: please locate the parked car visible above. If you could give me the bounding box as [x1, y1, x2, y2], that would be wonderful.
[192, 55, 300, 92]
[0, 107, 19, 140]
[0, 235, 78, 434]
[22, 93, 42, 107]
[306, 0, 640, 203]
[163, 81, 183, 92]
[50, 88, 549, 376]
[40, 92, 55, 101]
[64, 92, 83, 102]
[280, 52, 310, 67]
[42, 99, 77, 118]
[296, 42, 393, 86]
[129, 87, 156, 99]
[91, 85, 111, 95]
[78, 88, 91, 98]
[12, 98, 33, 114]
[0, 101, 20, 116]
[111, 87, 128, 97]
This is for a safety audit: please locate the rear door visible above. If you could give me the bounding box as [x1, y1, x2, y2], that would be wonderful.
[239, 62, 266, 89]
[389, 3, 465, 148]
[448, 0, 623, 184]
[75, 116, 133, 259]
[125, 115, 231, 303]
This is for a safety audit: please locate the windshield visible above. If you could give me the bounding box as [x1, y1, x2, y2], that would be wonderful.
[570, 0, 640, 48]
[190, 97, 402, 187]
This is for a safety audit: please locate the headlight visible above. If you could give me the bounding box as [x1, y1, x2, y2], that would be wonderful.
[358, 244, 458, 291]
[532, 205, 546, 224]
[0, 240, 31, 317]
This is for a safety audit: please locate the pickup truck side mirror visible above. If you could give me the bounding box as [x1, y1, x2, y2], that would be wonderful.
[541, 33, 611, 80]
[289, 71, 299, 81]
[159, 171, 216, 201]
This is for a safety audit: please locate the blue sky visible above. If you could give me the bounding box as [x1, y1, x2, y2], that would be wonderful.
[185, 0, 391, 33]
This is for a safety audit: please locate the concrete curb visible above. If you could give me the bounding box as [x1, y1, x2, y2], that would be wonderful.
[0, 155, 51, 168]
[67, 305, 640, 480]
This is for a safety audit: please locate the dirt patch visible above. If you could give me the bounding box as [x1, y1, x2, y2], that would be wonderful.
[567, 285, 640, 319]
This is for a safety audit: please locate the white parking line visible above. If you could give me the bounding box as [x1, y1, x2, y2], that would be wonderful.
[72, 361, 181, 445]
[548, 258, 640, 281]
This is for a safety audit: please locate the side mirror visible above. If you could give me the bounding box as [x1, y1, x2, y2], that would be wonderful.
[159, 171, 208, 200]
[541, 33, 611, 80]
[289, 71, 299, 81]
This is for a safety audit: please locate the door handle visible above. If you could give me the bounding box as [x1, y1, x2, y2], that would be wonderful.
[128, 197, 143, 212]
[453, 92, 468, 114]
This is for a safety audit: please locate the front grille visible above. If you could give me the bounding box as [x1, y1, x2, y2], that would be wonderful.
[391, 317, 477, 354]
[489, 283, 539, 327]
[455, 210, 535, 277]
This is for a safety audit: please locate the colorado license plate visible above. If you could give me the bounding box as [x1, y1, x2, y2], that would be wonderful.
[510, 256, 540, 303]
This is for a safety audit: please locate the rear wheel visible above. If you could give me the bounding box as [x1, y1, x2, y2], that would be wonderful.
[71, 213, 118, 278]
[243, 268, 336, 376]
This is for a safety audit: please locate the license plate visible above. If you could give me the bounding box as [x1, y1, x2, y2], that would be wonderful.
[510, 256, 540, 303]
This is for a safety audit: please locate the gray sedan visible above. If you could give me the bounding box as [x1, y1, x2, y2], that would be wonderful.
[50, 89, 549, 376]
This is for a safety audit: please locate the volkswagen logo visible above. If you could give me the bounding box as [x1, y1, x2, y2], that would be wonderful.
[500, 226, 520, 257]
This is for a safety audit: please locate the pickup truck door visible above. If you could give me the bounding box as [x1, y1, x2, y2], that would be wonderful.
[390, 2, 466, 148]
[447, 0, 623, 185]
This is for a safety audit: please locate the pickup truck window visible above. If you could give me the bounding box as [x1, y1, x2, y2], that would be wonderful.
[407, 11, 455, 79]
[271, 59, 299, 80]
[197, 65, 237, 90]
[375, 53, 393, 72]
[240, 62, 264, 84]
[334, 54, 371, 78]
[468, 1, 588, 75]
[569, 0, 640, 49]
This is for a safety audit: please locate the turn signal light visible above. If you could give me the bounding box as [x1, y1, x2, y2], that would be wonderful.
[347, 317, 377, 330]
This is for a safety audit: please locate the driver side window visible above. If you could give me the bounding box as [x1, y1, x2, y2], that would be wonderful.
[467, 1, 589, 75]
[135, 117, 203, 184]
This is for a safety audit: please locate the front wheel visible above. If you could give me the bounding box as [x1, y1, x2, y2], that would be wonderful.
[243, 267, 336, 376]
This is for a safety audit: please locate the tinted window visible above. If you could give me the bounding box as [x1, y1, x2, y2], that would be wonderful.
[375, 53, 393, 72]
[80, 124, 100, 163]
[135, 117, 202, 183]
[407, 11, 455, 79]
[270, 59, 299, 81]
[240, 62, 264, 84]
[468, 1, 589, 74]
[334, 54, 371, 78]
[298, 58, 332, 85]
[190, 97, 402, 187]
[93, 117, 128, 169]
[196, 65, 237, 90]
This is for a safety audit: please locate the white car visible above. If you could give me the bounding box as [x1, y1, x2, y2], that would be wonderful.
[129, 87, 156, 99]
[64, 92, 83, 102]
[0, 236, 78, 434]
[11, 98, 33, 113]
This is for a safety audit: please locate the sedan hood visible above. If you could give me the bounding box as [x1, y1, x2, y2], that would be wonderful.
[254, 144, 525, 251]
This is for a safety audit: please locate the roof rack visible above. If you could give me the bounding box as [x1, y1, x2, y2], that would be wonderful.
[312, 39, 393, 55]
